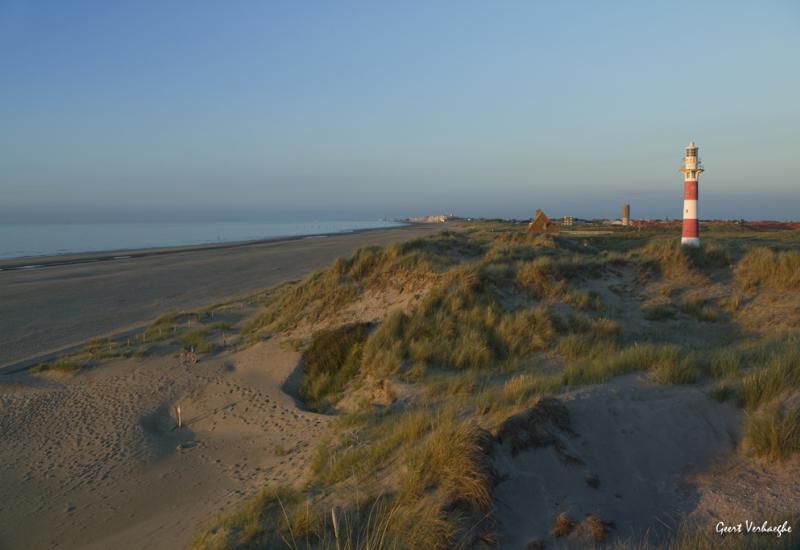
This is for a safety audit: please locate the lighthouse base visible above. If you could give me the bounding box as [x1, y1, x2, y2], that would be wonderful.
[681, 237, 700, 247]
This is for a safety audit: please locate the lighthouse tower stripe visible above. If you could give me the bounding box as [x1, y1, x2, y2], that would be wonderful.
[682, 176, 698, 241]
[684, 200, 698, 220]
[684, 180, 698, 200]
[682, 217, 699, 238]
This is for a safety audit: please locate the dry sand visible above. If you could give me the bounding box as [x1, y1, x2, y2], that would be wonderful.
[0, 338, 326, 550]
[493, 375, 800, 547]
[0, 223, 445, 370]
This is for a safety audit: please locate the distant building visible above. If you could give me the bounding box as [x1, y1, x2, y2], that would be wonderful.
[622, 203, 631, 226]
[527, 209, 560, 234]
[407, 215, 450, 223]
[563, 215, 574, 227]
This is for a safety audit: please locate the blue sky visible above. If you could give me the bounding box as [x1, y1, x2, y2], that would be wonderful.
[1, 1, 798, 222]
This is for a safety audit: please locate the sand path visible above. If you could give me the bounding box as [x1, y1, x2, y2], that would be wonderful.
[0, 339, 326, 550]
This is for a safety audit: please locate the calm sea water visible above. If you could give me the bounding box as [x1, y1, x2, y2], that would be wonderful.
[0, 220, 406, 260]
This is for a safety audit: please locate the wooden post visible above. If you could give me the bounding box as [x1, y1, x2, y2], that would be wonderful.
[331, 507, 340, 549]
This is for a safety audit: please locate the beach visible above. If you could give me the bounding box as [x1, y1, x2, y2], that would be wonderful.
[0, 222, 446, 550]
[0, 337, 329, 550]
[2, 222, 800, 549]
[0, 223, 444, 370]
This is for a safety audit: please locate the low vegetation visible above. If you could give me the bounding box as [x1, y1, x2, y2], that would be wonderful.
[179, 327, 217, 353]
[32, 358, 87, 374]
[194, 222, 800, 548]
[736, 247, 800, 290]
[744, 402, 800, 460]
[299, 323, 370, 412]
[33, 220, 800, 546]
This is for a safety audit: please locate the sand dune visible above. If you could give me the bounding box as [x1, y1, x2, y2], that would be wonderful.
[493, 375, 799, 547]
[0, 339, 327, 550]
[0, 224, 443, 370]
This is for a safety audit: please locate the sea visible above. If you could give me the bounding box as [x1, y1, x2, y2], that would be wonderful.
[0, 220, 406, 260]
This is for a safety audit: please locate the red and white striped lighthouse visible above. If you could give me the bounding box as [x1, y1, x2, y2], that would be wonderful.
[680, 141, 703, 247]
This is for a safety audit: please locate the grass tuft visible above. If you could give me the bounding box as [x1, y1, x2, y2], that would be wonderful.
[743, 402, 800, 460]
[179, 328, 216, 354]
[736, 247, 800, 290]
[32, 358, 87, 374]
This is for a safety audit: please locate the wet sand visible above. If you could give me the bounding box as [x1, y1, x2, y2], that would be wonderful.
[0, 223, 445, 370]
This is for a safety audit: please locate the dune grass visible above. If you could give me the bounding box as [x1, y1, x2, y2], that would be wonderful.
[634, 239, 729, 281]
[190, 486, 321, 550]
[192, 223, 800, 548]
[360, 265, 560, 375]
[310, 405, 493, 549]
[734, 339, 800, 411]
[299, 323, 370, 412]
[642, 303, 677, 321]
[179, 327, 216, 353]
[679, 296, 720, 322]
[560, 342, 702, 386]
[736, 247, 800, 290]
[32, 358, 87, 374]
[744, 403, 800, 460]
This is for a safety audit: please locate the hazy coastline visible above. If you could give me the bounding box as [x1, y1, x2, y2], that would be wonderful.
[0, 220, 407, 262]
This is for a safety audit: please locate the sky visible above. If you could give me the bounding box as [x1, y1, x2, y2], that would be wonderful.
[1, 1, 799, 223]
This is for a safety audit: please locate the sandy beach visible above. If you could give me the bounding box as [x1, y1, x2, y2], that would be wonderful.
[0, 223, 444, 371]
[0, 338, 327, 550]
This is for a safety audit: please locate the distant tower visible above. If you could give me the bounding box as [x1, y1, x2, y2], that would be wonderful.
[680, 141, 703, 246]
[622, 203, 630, 226]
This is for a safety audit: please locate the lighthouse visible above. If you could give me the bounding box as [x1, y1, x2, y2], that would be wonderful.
[680, 141, 703, 246]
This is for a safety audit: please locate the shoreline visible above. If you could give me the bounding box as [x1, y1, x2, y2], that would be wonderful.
[0, 222, 411, 271]
[0, 222, 447, 370]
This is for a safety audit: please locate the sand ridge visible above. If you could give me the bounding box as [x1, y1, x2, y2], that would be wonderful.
[0, 339, 329, 550]
[491, 375, 800, 547]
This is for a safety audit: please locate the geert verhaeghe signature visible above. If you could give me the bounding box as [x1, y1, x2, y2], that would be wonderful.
[716, 520, 792, 538]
